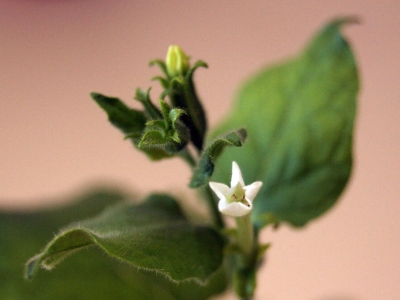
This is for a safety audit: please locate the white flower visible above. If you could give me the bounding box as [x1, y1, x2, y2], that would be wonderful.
[209, 161, 263, 217]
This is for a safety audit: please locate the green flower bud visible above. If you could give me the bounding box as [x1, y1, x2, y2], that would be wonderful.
[165, 45, 190, 77]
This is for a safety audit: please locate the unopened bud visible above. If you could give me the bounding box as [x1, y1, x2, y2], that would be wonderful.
[166, 45, 190, 77]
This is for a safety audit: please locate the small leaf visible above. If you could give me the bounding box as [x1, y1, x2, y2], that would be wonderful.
[210, 18, 359, 227]
[26, 194, 225, 284]
[189, 60, 208, 71]
[91, 92, 146, 143]
[190, 128, 247, 188]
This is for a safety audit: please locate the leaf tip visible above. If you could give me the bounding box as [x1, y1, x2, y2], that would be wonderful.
[327, 16, 361, 31]
[90, 92, 101, 101]
[24, 255, 41, 280]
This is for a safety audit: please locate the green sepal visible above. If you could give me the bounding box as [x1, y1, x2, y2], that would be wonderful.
[25, 194, 225, 284]
[91, 92, 146, 144]
[134, 88, 162, 120]
[210, 18, 359, 227]
[149, 59, 170, 89]
[189, 128, 247, 188]
[188, 60, 208, 73]
[152, 75, 170, 89]
[149, 59, 169, 79]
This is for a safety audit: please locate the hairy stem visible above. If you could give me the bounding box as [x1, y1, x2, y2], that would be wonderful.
[178, 148, 196, 168]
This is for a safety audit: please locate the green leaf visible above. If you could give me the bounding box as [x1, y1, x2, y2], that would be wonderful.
[91, 92, 146, 144]
[0, 189, 227, 299]
[26, 194, 225, 284]
[190, 128, 247, 188]
[210, 18, 359, 227]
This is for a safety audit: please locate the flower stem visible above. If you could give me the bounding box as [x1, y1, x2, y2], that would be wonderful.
[234, 215, 257, 300]
[235, 215, 254, 258]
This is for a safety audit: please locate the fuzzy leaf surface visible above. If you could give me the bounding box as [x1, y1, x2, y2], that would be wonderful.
[1, 189, 226, 299]
[210, 19, 359, 227]
[26, 194, 225, 285]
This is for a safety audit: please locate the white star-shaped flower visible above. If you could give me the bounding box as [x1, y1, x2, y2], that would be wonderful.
[209, 161, 263, 217]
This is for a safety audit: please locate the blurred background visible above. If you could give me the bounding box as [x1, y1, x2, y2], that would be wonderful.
[1, 1, 399, 299]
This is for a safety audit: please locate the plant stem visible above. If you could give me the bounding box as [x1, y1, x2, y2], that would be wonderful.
[235, 215, 254, 258]
[234, 214, 257, 300]
[178, 148, 196, 168]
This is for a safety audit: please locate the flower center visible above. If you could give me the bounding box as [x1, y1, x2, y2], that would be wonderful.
[229, 185, 249, 206]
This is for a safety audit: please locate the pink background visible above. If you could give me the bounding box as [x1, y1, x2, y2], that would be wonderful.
[1, 1, 399, 299]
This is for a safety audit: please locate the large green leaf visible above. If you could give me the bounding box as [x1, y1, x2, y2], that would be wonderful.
[210, 19, 359, 227]
[26, 193, 225, 285]
[0, 189, 227, 300]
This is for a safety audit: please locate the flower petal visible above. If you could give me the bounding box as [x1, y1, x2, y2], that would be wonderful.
[231, 161, 245, 187]
[244, 181, 263, 202]
[219, 201, 252, 217]
[209, 182, 231, 201]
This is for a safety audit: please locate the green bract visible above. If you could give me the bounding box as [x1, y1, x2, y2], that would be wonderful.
[210, 19, 359, 227]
